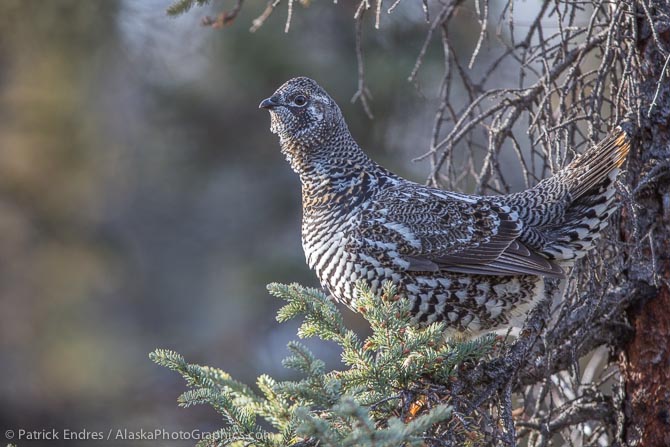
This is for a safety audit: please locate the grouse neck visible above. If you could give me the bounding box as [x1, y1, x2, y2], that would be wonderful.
[280, 125, 381, 191]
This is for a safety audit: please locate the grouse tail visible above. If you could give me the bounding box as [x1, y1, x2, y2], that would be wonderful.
[540, 127, 631, 261]
[562, 128, 630, 200]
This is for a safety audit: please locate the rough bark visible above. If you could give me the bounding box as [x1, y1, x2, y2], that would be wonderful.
[620, 2, 670, 445]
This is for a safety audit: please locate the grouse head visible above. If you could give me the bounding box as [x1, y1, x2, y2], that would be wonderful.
[259, 77, 344, 149]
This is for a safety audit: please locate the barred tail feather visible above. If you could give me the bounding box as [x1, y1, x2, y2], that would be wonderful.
[563, 127, 630, 199]
[542, 127, 630, 262]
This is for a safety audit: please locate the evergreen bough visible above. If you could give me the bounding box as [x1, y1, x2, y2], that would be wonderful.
[150, 282, 499, 446]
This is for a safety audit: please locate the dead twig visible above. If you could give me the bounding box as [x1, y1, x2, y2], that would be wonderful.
[351, 13, 374, 119]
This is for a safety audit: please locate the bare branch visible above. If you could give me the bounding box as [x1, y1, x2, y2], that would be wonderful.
[201, 0, 244, 28]
[351, 13, 374, 119]
[648, 53, 670, 117]
[250, 0, 281, 32]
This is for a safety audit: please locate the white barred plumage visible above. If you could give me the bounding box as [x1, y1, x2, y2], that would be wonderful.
[260, 77, 630, 336]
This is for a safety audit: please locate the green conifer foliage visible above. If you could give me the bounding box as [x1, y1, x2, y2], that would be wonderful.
[166, 0, 211, 17]
[150, 282, 498, 446]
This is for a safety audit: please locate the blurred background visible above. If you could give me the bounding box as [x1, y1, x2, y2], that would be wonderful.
[0, 0, 530, 445]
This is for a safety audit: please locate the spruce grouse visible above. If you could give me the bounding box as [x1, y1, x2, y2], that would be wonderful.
[260, 77, 630, 336]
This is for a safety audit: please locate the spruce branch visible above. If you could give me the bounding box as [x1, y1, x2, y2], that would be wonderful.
[166, 0, 211, 17]
[152, 282, 500, 446]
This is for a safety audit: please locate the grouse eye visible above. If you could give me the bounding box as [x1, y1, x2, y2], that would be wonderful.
[293, 95, 307, 106]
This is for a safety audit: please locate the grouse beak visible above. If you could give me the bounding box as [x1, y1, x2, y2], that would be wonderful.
[259, 96, 279, 110]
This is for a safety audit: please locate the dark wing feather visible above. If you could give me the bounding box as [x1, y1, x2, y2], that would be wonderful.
[442, 244, 565, 278]
[356, 184, 564, 278]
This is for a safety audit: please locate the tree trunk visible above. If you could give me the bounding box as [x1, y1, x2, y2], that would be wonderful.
[620, 2, 670, 445]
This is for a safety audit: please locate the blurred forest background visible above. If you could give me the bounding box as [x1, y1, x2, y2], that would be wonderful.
[0, 0, 585, 444]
